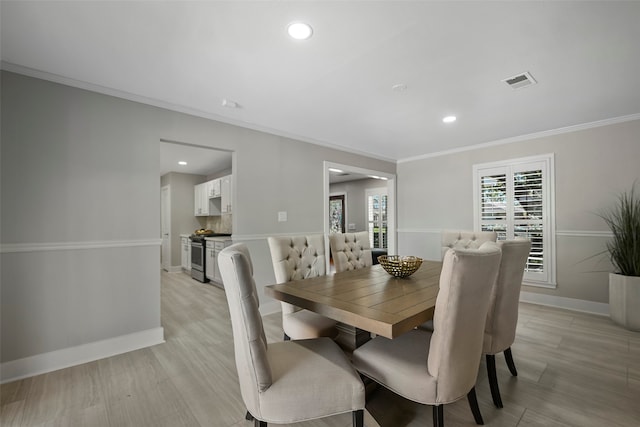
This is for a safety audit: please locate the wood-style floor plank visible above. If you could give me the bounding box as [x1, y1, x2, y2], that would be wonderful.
[1, 270, 639, 426]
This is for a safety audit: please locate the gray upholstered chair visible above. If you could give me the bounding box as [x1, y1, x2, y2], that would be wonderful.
[483, 238, 532, 408]
[352, 244, 502, 427]
[267, 235, 338, 341]
[441, 230, 497, 259]
[329, 231, 372, 273]
[218, 243, 365, 427]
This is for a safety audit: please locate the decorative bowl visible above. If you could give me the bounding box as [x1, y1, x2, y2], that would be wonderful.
[378, 255, 423, 278]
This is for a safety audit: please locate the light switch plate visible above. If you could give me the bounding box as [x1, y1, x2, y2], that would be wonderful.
[278, 211, 287, 222]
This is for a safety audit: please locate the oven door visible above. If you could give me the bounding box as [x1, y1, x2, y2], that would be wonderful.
[191, 241, 204, 272]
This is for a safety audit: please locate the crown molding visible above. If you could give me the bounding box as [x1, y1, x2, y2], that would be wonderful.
[0, 62, 396, 164]
[398, 113, 640, 164]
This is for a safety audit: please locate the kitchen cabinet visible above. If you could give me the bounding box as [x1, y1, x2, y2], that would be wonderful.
[205, 240, 215, 280]
[208, 178, 221, 198]
[181, 236, 191, 271]
[194, 181, 221, 216]
[220, 175, 232, 214]
[194, 183, 209, 216]
[206, 237, 232, 285]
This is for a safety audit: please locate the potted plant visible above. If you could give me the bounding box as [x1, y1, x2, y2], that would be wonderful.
[600, 184, 640, 331]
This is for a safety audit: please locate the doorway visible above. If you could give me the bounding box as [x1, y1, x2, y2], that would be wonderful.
[323, 161, 396, 271]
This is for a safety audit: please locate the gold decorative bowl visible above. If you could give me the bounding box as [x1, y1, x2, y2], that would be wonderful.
[378, 255, 423, 278]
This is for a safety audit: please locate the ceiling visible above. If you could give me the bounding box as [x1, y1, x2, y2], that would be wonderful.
[2, 1, 640, 163]
[160, 141, 232, 176]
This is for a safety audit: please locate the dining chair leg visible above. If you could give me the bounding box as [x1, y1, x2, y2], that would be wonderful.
[486, 354, 503, 408]
[432, 405, 444, 427]
[254, 419, 267, 427]
[245, 411, 254, 421]
[467, 387, 484, 425]
[504, 347, 518, 376]
[352, 409, 363, 427]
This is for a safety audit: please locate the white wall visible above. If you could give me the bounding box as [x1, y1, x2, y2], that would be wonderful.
[397, 118, 640, 308]
[0, 71, 395, 381]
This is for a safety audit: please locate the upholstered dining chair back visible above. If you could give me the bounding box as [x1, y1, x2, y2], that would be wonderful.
[329, 231, 372, 273]
[267, 235, 326, 315]
[428, 243, 502, 403]
[441, 230, 497, 259]
[218, 243, 270, 415]
[219, 243, 366, 426]
[484, 239, 531, 355]
[267, 235, 337, 340]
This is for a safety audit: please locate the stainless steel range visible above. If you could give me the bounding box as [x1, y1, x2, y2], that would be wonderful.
[189, 231, 232, 283]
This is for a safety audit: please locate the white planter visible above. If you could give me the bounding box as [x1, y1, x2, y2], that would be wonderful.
[609, 273, 640, 331]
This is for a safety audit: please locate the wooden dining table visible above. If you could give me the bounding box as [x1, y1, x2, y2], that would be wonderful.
[264, 260, 443, 351]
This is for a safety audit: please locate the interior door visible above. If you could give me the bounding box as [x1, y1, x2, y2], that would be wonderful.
[161, 185, 171, 271]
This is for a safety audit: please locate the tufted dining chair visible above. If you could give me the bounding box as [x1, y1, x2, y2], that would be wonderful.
[441, 230, 497, 259]
[329, 231, 372, 273]
[267, 235, 338, 341]
[218, 243, 365, 427]
[352, 244, 502, 427]
[483, 238, 532, 408]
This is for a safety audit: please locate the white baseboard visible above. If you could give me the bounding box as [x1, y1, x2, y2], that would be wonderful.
[0, 327, 165, 384]
[520, 291, 609, 316]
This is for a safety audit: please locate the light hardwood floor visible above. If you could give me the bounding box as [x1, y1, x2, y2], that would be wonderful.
[2, 270, 639, 426]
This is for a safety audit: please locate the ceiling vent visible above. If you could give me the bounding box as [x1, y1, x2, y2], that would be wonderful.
[502, 71, 537, 89]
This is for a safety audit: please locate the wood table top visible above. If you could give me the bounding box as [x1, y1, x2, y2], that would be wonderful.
[264, 260, 442, 339]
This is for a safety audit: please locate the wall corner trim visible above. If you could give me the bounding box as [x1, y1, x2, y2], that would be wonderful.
[0, 327, 165, 384]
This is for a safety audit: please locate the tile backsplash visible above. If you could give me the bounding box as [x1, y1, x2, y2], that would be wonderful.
[198, 214, 232, 234]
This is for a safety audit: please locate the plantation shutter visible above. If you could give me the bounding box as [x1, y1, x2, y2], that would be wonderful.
[474, 155, 555, 286]
[366, 188, 388, 249]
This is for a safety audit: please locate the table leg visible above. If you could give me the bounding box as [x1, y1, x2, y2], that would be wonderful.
[335, 322, 372, 352]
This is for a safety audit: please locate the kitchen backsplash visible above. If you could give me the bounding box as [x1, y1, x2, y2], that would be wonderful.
[198, 214, 232, 234]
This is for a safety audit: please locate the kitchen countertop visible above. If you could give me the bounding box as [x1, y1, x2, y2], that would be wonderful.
[204, 235, 232, 241]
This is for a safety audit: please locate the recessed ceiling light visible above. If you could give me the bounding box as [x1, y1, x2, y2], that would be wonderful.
[392, 83, 407, 92]
[178, 161, 187, 166]
[442, 115, 457, 123]
[288, 22, 313, 40]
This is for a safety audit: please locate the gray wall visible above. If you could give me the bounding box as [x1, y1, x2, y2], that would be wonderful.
[0, 71, 395, 370]
[397, 118, 640, 305]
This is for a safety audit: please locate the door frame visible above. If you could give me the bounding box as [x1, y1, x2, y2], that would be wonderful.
[161, 185, 171, 271]
[323, 161, 396, 272]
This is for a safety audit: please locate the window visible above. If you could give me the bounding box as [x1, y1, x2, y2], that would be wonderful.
[473, 154, 556, 287]
[366, 187, 388, 249]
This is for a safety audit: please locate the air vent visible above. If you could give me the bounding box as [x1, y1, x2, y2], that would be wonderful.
[502, 71, 537, 89]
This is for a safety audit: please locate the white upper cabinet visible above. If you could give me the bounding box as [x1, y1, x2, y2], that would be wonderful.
[221, 175, 232, 214]
[208, 179, 221, 198]
[195, 175, 231, 217]
[194, 183, 209, 216]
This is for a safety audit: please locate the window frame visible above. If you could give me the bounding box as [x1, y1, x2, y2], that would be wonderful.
[473, 153, 556, 288]
[365, 186, 388, 250]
